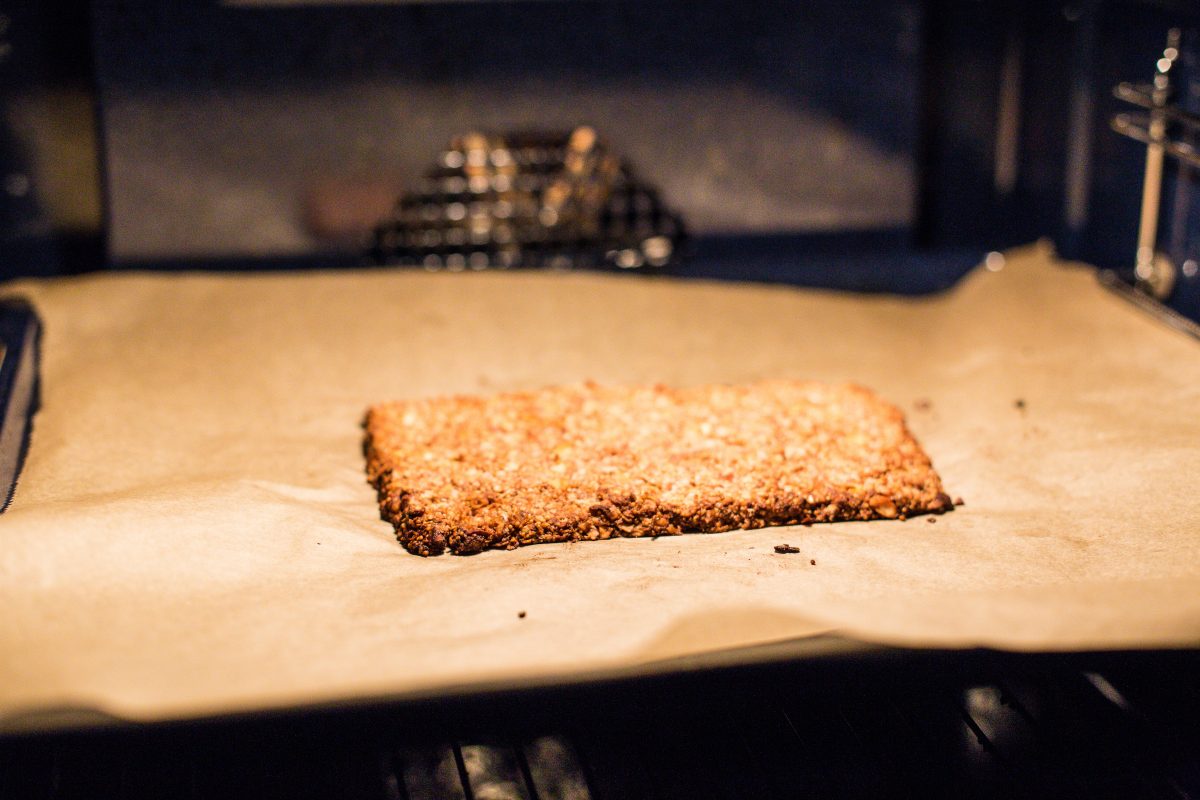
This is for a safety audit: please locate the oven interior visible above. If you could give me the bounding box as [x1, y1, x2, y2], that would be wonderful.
[1, 1, 1199, 797]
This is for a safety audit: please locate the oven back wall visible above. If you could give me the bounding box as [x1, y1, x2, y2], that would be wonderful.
[91, 0, 922, 262]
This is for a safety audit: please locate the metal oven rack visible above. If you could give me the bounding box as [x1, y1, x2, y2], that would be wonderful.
[1107, 28, 1200, 338]
[2, 648, 1198, 799]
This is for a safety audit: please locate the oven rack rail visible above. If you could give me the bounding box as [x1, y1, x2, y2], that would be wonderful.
[2, 655, 1197, 800]
[1108, 27, 1200, 309]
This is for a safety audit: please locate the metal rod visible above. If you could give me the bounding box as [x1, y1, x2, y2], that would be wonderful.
[451, 744, 475, 800]
[512, 744, 541, 800]
[1113, 82, 1200, 131]
[1110, 115, 1200, 169]
[1134, 29, 1180, 285]
[380, 752, 409, 800]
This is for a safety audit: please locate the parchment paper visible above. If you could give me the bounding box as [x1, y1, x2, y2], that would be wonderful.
[2, 242, 1199, 727]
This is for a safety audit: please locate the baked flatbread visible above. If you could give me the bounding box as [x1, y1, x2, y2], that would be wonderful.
[365, 381, 951, 555]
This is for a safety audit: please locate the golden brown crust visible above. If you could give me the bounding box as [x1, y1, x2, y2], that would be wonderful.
[364, 380, 952, 556]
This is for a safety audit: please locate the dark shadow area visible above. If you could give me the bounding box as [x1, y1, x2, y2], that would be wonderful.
[2, 645, 1198, 799]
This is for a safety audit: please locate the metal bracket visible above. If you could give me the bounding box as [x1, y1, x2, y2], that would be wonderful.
[1110, 29, 1185, 299]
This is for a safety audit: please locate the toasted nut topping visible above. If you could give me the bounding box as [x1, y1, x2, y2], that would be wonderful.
[869, 495, 899, 518]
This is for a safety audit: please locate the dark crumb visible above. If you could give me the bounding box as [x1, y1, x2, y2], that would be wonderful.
[1014, 398, 1026, 410]
[914, 398, 933, 412]
[518, 611, 526, 619]
[926, 517, 937, 523]
[954, 496, 965, 506]
[810, 559, 816, 566]
[774, 544, 801, 554]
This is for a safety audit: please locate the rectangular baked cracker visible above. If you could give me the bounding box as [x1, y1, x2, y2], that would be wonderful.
[365, 380, 952, 556]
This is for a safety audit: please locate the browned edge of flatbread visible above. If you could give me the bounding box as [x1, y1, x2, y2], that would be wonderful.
[364, 381, 952, 556]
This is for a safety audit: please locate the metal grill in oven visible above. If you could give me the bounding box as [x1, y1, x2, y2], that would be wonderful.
[370, 127, 688, 274]
[1108, 28, 1200, 337]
